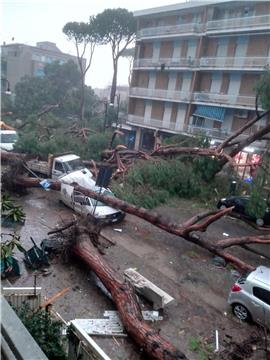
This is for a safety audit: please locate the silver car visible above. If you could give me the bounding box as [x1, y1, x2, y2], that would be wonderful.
[228, 266, 270, 328]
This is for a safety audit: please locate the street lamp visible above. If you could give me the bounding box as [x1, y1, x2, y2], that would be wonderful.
[103, 94, 121, 131]
[103, 99, 108, 132]
[1, 78, 11, 95]
[110, 93, 120, 127]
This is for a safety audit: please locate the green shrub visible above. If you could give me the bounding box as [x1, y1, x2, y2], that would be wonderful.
[112, 159, 231, 209]
[16, 305, 66, 360]
[246, 187, 267, 219]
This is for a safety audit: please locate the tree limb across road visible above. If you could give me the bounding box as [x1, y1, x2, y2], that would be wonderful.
[13, 175, 270, 271]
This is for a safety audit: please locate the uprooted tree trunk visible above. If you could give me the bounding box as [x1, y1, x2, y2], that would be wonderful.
[62, 223, 186, 360]
[12, 175, 270, 271]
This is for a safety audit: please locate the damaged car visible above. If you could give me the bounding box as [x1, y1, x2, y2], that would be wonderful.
[60, 182, 125, 224]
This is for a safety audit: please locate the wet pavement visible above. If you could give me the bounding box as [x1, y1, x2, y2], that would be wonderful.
[2, 188, 269, 359]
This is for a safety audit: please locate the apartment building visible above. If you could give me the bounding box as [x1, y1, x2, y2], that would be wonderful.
[1, 41, 81, 91]
[127, 0, 270, 153]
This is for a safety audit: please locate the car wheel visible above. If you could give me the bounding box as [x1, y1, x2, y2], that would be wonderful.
[219, 204, 227, 210]
[232, 303, 251, 322]
[256, 218, 264, 226]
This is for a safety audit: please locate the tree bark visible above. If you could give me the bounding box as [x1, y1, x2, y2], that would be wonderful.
[12, 175, 270, 271]
[72, 232, 187, 360]
[80, 75, 85, 124]
[110, 58, 118, 104]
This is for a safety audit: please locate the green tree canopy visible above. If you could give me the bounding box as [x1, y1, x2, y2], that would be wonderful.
[14, 76, 52, 118]
[14, 60, 98, 119]
[94, 8, 136, 103]
[255, 70, 270, 110]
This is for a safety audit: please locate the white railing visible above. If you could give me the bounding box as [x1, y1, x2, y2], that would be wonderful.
[207, 14, 270, 31]
[200, 57, 270, 69]
[127, 114, 145, 125]
[133, 57, 198, 68]
[183, 125, 229, 139]
[128, 114, 178, 131]
[130, 87, 191, 102]
[193, 92, 257, 108]
[137, 22, 203, 38]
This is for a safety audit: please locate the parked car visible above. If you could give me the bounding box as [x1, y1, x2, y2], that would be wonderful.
[228, 266, 270, 328]
[60, 182, 125, 224]
[217, 195, 270, 226]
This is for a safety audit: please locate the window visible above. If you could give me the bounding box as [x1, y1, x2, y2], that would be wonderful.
[192, 116, 205, 127]
[54, 161, 64, 173]
[253, 287, 270, 305]
[73, 191, 87, 205]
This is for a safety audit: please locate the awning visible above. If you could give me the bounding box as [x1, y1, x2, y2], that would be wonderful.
[193, 105, 226, 122]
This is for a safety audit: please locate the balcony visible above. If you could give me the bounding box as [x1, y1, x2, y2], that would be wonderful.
[127, 114, 178, 131]
[137, 23, 203, 39]
[193, 92, 258, 109]
[133, 57, 198, 69]
[183, 124, 229, 140]
[207, 14, 270, 34]
[200, 57, 270, 70]
[129, 87, 191, 102]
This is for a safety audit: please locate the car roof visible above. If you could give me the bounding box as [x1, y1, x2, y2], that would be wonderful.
[247, 266, 270, 288]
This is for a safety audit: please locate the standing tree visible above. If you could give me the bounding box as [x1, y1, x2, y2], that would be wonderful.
[14, 61, 81, 119]
[121, 47, 135, 86]
[94, 8, 136, 104]
[63, 18, 98, 124]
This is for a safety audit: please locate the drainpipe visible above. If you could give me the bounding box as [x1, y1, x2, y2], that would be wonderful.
[184, 7, 208, 127]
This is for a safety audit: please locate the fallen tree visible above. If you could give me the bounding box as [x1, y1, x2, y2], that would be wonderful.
[59, 221, 187, 360]
[12, 175, 270, 271]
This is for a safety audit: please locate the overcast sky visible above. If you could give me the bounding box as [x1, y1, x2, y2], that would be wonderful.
[1, 0, 185, 88]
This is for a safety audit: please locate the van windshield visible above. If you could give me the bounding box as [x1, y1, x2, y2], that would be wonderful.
[64, 159, 85, 172]
[1, 133, 18, 143]
[92, 189, 114, 207]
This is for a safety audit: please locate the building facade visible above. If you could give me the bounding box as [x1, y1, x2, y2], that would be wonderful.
[1, 41, 81, 91]
[127, 0, 270, 153]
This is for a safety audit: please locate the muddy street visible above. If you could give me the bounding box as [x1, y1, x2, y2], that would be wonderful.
[2, 188, 269, 359]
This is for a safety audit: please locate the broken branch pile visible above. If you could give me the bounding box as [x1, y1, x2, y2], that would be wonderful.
[50, 220, 187, 359]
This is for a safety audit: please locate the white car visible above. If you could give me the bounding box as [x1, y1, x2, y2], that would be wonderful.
[0, 130, 18, 151]
[60, 182, 125, 224]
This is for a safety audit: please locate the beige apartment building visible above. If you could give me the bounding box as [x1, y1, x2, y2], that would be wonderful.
[127, 0, 270, 154]
[1, 41, 81, 92]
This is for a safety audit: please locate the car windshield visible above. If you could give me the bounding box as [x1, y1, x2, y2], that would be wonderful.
[1, 133, 18, 143]
[64, 159, 85, 172]
[91, 189, 114, 207]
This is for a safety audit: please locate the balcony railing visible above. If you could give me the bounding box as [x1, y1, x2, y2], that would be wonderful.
[137, 22, 203, 38]
[127, 114, 145, 125]
[193, 92, 257, 108]
[130, 87, 191, 102]
[207, 14, 270, 32]
[128, 114, 178, 131]
[183, 124, 229, 139]
[133, 57, 198, 68]
[200, 57, 270, 69]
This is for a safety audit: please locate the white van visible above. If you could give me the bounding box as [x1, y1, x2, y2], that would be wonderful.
[60, 182, 125, 224]
[0, 130, 18, 151]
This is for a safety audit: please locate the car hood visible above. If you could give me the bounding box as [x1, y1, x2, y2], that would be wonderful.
[60, 169, 95, 188]
[94, 205, 120, 217]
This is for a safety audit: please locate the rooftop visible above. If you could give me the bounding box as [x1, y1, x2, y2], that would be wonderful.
[134, 0, 250, 17]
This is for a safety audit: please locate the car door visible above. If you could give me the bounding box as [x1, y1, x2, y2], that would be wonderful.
[72, 191, 86, 215]
[252, 286, 270, 328]
[52, 161, 65, 179]
[234, 197, 249, 217]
